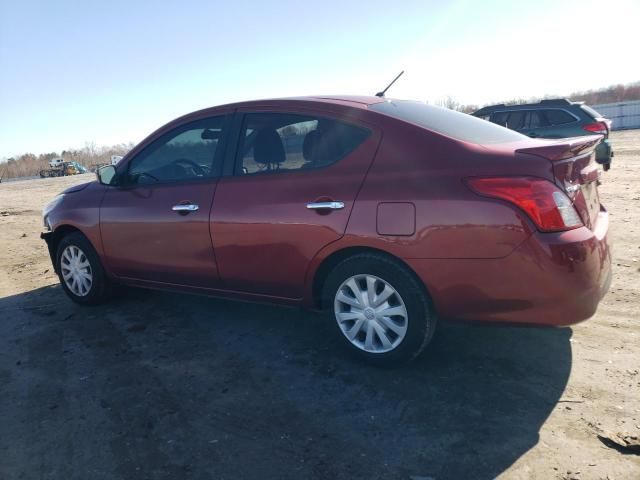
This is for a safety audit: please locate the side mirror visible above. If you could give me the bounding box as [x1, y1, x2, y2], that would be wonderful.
[97, 165, 117, 185]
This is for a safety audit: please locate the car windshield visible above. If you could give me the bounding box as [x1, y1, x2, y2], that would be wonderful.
[370, 100, 528, 144]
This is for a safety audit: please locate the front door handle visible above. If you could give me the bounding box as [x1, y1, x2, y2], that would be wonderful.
[306, 201, 345, 210]
[172, 203, 199, 213]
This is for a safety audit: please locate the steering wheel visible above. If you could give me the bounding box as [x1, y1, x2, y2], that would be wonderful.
[174, 158, 206, 177]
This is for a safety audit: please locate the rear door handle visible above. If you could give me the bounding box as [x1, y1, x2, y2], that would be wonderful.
[172, 203, 199, 213]
[306, 201, 344, 210]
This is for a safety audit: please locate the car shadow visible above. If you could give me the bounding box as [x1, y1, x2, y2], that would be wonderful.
[0, 285, 571, 480]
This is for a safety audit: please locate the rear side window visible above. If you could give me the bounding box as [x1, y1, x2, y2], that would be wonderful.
[237, 113, 370, 175]
[527, 111, 550, 129]
[543, 109, 576, 126]
[371, 101, 526, 144]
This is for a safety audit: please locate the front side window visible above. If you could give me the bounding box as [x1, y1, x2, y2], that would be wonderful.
[236, 113, 370, 175]
[490, 111, 509, 127]
[506, 111, 526, 130]
[127, 116, 228, 184]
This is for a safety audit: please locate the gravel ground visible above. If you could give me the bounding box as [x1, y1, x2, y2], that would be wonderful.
[0, 131, 638, 479]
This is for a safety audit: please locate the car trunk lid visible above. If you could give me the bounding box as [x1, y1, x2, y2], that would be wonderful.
[516, 135, 603, 230]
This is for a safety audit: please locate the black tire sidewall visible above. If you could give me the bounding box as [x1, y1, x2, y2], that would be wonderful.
[56, 232, 110, 305]
[322, 254, 436, 366]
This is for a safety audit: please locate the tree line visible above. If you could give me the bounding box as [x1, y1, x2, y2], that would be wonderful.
[0, 142, 134, 180]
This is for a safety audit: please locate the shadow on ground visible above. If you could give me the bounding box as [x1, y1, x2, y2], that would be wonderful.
[0, 285, 572, 480]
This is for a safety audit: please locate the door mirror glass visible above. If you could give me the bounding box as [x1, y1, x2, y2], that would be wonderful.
[97, 165, 117, 185]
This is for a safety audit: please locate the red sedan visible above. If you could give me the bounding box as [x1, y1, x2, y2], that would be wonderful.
[41, 96, 611, 364]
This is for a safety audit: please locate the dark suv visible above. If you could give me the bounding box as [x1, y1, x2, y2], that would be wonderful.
[472, 99, 613, 170]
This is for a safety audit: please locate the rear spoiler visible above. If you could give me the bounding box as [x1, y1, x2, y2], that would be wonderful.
[515, 135, 602, 161]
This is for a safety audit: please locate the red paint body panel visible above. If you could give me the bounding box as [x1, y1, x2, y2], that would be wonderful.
[46, 181, 106, 256]
[211, 105, 382, 298]
[43, 96, 612, 326]
[376, 203, 416, 236]
[100, 182, 220, 287]
[405, 209, 611, 325]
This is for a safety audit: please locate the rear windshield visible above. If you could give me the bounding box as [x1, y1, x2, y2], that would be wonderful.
[370, 100, 527, 144]
[580, 105, 603, 119]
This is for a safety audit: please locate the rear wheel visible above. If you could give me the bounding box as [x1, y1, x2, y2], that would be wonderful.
[323, 253, 436, 366]
[56, 232, 112, 305]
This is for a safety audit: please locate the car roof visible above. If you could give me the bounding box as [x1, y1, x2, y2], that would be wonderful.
[172, 96, 388, 126]
[473, 98, 583, 115]
[214, 95, 387, 110]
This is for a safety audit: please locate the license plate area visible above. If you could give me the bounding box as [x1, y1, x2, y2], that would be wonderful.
[580, 181, 600, 228]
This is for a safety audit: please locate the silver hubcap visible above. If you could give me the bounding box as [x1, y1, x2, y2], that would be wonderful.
[60, 245, 93, 297]
[334, 274, 408, 353]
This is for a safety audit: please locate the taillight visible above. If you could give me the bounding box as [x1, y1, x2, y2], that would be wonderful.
[466, 177, 583, 232]
[583, 121, 608, 135]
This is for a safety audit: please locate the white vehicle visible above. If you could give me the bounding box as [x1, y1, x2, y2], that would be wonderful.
[48, 158, 64, 169]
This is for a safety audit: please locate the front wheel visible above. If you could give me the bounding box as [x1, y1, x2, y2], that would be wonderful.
[323, 253, 436, 366]
[56, 232, 112, 305]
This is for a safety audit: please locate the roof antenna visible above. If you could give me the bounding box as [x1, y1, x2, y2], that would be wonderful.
[375, 70, 404, 97]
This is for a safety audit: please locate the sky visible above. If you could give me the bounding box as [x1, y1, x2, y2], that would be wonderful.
[1, 0, 639, 158]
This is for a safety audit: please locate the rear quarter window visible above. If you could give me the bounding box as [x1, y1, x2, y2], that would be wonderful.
[543, 109, 577, 126]
[371, 101, 526, 144]
[580, 105, 604, 119]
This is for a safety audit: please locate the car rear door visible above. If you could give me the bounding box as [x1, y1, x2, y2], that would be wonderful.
[211, 107, 381, 299]
[100, 112, 231, 287]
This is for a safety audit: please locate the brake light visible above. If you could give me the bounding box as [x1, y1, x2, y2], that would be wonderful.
[583, 121, 608, 135]
[466, 177, 583, 232]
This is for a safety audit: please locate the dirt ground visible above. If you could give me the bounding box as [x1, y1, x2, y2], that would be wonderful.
[0, 131, 638, 480]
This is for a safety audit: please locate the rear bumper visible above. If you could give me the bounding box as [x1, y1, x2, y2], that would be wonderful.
[407, 209, 612, 326]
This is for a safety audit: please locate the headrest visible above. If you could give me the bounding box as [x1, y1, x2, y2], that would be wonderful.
[254, 129, 285, 166]
[302, 130, 320, 161]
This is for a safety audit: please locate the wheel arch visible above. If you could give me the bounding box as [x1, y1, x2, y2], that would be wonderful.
[310, 246, 431, 310]
[46, 225, 90, 273]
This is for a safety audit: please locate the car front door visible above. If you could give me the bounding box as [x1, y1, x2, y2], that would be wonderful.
[211, 108, 381, 299]
[100, 113, 231, 288]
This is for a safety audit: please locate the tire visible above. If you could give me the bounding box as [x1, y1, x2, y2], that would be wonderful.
[322, 253, 436, 366]
[55, 232, 112, 305]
